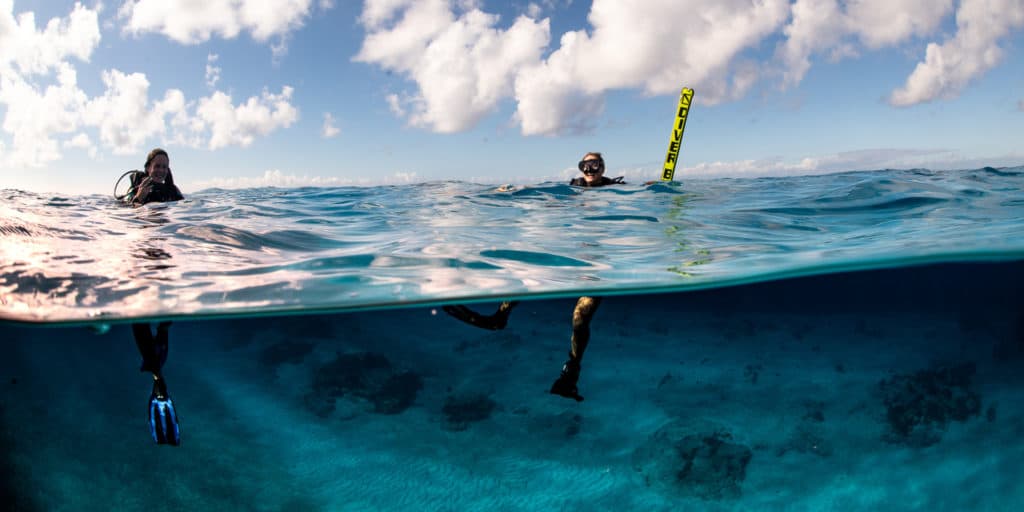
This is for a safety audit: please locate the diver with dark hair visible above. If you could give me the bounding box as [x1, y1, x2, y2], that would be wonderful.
[132, 322, 181, 445]
[118, 148, 184, 445]
[116, 147, 184, 205]
[444, 152, 621, 402]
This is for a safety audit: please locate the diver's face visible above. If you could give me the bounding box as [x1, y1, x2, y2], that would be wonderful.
[579, 156, 604, 184]
[148, 154, 170, 184]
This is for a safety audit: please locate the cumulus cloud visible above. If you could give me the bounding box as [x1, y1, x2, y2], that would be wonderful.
[890, 0, 1024, 106]
[205, 53, 221, 88]
[777, 0, 953, 88]
[0, 0, 101, 77]
[189, 169, 421, 190]
[0, 3, 301, 166]
[81, 69, 183, 154]
[356, 0, 1024, 135]
[0, 2, 99, 167]
[322, 112, 340, 138]
[118, 0, 316, 45]
[354, 0, 792, 135]
[196, 87, 299, 150]
[0, 63, 88, 167]
[355, 0, 550, 132]
[678, 148, 1024, 178]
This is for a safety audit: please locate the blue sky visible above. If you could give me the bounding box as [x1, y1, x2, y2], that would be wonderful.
[2, 0, 1022, 194]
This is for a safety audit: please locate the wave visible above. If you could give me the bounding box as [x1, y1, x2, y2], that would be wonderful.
[1, 166, 1022, 325]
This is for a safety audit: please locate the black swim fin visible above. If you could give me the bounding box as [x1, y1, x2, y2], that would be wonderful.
[550, 358, 584, 402]
[148, 377, 181, 446]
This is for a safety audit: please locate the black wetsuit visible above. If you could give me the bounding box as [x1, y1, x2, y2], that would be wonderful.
[131, 176, 183, 205]
[569, 176, 625, 187]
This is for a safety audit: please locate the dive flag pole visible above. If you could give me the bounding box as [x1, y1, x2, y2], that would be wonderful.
[661, 87, 694, 182]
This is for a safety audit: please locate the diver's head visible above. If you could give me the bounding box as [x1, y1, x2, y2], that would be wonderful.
[145, 148, 170, 184]
[577, 152, 604, 185]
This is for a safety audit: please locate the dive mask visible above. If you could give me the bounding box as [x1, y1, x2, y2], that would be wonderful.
[578, 159, 604, 174]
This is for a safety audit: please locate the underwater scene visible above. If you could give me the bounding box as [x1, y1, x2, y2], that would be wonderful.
[2, 167, 1023, 510]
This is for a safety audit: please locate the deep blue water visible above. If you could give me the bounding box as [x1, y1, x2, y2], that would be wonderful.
[1, 167, 1023, 510]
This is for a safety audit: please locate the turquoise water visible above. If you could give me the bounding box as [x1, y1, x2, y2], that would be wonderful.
[1, 167, 1023, 510]
[2, 166, 1023, 324]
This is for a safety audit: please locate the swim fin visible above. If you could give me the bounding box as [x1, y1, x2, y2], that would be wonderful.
[550, 358, 584, 402]
[148, 377, 181, 446]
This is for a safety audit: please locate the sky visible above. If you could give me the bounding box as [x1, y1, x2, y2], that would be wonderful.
[1, 0, 1023, 195]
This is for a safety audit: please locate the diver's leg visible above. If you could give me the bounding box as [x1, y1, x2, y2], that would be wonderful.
[133, 322, 180, 446]
[132, 323, 158, 373]
[154, 321, 171, 372]
[133, 322, 171, 374]
[570, 296, 601, 361]
[443, 301, 519, 330]
[550, 296, 602, 402]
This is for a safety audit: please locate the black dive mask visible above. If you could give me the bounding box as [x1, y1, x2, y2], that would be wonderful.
[578, 159, 604, 175]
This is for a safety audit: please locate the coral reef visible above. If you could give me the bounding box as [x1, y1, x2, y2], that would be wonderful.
[305, 352, 423, 417]
[878, 363, 982, 447]
[633, 419, 753, 501]
[260, 340, 314, 367]
[441, 393, 498, 431]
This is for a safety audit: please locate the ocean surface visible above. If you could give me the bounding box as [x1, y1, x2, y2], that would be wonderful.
[1, 167, 1023, 510]
[2, 166, 1023, 325]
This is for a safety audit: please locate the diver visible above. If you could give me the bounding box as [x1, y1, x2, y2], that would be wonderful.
[132, 322, 181, 445]
[118, 148, 184, 445]
[116, 147, 184, 206]
[444, 152, 622, 402]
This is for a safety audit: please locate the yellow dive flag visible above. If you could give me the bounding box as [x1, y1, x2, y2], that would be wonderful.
[661, 87, 694, 181]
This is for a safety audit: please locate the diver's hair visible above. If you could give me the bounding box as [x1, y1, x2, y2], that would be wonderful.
[582, 152, 603, 162]
[144, 148, 169, 172]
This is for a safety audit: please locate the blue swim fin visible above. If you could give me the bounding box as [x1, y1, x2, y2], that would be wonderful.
[148, 377, 181, 446]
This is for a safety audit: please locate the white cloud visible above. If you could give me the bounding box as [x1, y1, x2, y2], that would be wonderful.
[356, 0, 790, 136]
[205, 53, 221, 88]
[518, 0, 790, 135]
[672, 148, 1024, 178]
[118, 0, 315, 45]
[385, 93, 406, 116]
[188, 169, 421, 190]
[81, 69, 184, 155]
[356, 0, 1024, 136]
[0, 1, 101, 77]
[322, 112, 340, 138]
[355, 0, 550, 133]
[777, 0, 953, 88]
[890, 0, 1024, 106]
[0, 2, 300, 166]
[63, 132, 95, 158]
[0, 63, 87, 167]
[196, 87, 299, 150]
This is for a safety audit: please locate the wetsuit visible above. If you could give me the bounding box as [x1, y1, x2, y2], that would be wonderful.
[569, 175, 626, 187]
[130, 175, 183, 205]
